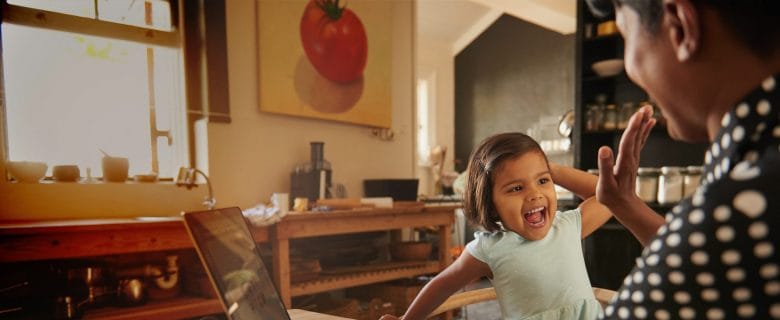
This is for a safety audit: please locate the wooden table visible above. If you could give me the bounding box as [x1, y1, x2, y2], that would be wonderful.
[289, 308, 353, 319]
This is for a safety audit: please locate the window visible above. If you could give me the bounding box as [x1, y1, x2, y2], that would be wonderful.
[2, 0, 188, 179]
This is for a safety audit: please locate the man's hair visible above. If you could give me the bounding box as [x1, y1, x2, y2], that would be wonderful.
[585, 0, 780, 59]
[463, 132, 548, 232]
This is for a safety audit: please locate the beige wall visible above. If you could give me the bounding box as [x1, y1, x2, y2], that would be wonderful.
[0, 0, 415, 220]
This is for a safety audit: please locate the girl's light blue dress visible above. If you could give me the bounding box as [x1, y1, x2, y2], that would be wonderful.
[466, 208, 603, 320]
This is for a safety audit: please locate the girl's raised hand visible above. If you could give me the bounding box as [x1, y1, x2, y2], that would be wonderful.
[596, 104, 656, 209]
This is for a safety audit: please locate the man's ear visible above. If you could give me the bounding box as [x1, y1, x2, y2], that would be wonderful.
[662, 0, 700, 61]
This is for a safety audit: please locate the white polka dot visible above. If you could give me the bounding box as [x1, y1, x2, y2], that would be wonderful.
[702, 288, 719, 301]
[636, 257, 646, 268]
[722, 250, 741, 265]
[707, 172, 714, 183]
[689, 232, 706, 247]
[618, 307, 629, 319]
[730, 161, 761, 180]
[647, 254, 660, 266]
[655, 309, 670, 320]
[712, 143, 721, 157]
[707, 308, 725, 320]
[727, 268, 746, 282]
[771, 304, 780, 318]
[651, 239, 662, 252]
[623, 274, 632, 286]
[665, 212, 674, 223]
[774, 125, 780, 138]
[605, 305, 614, 316]
[666, 234, 681, 247]
[666, 254, 682, 268]
[631, 290, 644, 303]
[620, 289, 630, 300]
[716, 225, 735, 242]
[650, 289, 664, 302]
[657, 224, 668, 236]
[713, 206, 730, 222]
[697, 272, 715, 286]
[757, 99, 771, 115]
[749, 222, 769, 239]
[669, 271, 685, 285]
[692, 192, 705, 206]
[755, 242, 774, 258]
[688, 210, 704, 225]
[675, 291, 691, 304]
[721, 113, 731, 126]
[761, 263, 779, 279]
[634, 306, 647, 319]
[733, 126, 745, 142]
[721, 133, 731, 149]
[736, 103, 750, 118]
[705, 151, 713, 164]
[733, 287, 751, 301]
[670, 218, 683, 231]
[721, 158, 731, 172]
[763, 76, 777, 91]
[692, 251, 709, 266]
[737, 304, 756, 318]
[633, 271, 644, 284]
[648, 273, 662, 286]
[765, 281, 780, 295]
[714, 165, 722, 179]
[680, 307, 696, 319]
[734, 190, 766, 218]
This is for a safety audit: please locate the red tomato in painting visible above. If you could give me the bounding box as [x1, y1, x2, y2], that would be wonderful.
[300, 0, 368, 83]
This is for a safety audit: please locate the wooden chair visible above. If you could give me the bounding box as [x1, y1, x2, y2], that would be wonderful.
[427, 286, 616, 318]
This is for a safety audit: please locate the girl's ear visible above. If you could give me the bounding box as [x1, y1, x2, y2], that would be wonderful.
[662, 0, 700, 61]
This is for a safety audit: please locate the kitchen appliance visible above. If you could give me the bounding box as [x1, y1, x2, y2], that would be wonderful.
[291, 142, 332, 202]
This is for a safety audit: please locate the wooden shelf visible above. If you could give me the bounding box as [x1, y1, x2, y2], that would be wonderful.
[82, 296, 221, 320]
[291, 261, 440, 297]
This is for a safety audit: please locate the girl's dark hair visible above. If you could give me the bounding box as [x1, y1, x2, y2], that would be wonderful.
[463, 132, 548, 232]
[585, 0, 780, 59]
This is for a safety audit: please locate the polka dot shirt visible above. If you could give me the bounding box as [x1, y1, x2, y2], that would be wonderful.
[601, 74, 780, 319]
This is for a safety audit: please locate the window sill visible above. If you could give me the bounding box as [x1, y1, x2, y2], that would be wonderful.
[0, 180, 210, 221]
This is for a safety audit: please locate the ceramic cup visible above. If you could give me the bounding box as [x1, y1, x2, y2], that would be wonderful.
[102, 157, 129, 182]
[53, 165, 80, 182]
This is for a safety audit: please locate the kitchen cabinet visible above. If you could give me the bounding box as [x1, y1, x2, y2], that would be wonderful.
[573, 0, 708, 290]
[0, 204, 456, 319]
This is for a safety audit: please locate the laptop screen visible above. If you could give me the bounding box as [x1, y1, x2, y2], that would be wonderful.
[182, 207, 290, 320]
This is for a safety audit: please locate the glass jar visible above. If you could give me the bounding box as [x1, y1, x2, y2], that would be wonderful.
[683, 166, 703, 197]
[603, 104, 617, 131]
[618, 102, 635, 129]
[635, 167, 660, 203]
[587, 168, 599, 176]
[585, 104, 603, 132]
[658, 166, 684, 205]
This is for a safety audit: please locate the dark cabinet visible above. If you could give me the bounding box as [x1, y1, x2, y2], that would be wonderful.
[574, 0, 708, 290]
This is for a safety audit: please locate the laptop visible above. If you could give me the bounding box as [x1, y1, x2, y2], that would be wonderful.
[182, 207, 291, 320]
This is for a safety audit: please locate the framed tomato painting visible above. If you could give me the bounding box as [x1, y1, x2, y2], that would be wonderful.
[257, 0, 393, 128]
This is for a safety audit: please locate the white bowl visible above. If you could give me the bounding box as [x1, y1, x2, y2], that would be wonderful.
[592, 59, 624, 77]
[6, 161, 48, 183]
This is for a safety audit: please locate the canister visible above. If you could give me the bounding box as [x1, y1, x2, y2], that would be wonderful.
[658, 166, 684, 205]
[683, 166, 703, 197]
[635, 167, 660, 203]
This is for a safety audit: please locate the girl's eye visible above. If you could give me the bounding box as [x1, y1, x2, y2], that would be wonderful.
[539, 178, 550, 184]
[511, 185, 523, 192]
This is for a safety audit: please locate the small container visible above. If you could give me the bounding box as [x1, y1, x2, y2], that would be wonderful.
[683, 166, 703, 197]
[603, 104, 617, 130]
[618, 102, 635, 129]
[585, 104, 603, 132]
[635, 167, 660, 203]
[587, 168, 600, 176]
[658, 166, 684, 205]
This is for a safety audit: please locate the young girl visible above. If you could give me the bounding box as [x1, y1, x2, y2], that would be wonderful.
[381, 132, 614, 320]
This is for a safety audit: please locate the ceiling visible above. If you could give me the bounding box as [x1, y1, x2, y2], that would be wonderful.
[416, 0, 576, 55]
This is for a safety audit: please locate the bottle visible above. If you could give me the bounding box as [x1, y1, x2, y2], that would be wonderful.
[603, 104, 617, 131]
[635, 167, 660, 203]
[658, 166, 684, 205]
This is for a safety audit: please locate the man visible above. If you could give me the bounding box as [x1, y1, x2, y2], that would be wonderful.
[585, 0, 780, 318]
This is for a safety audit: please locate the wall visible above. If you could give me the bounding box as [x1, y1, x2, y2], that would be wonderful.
[454, 15, 574, 171]
[0, 0, 415, 220]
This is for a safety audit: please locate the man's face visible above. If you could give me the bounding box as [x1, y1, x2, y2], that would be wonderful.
[615, 3, 701, 141]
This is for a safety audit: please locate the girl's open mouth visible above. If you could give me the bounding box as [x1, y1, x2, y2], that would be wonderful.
[523, 206, 547, 227]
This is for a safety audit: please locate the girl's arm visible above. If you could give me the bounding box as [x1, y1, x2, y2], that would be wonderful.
[549, 163, 598, 200]
[379, 251, 491, 320]
[549, 163, 612, 238]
